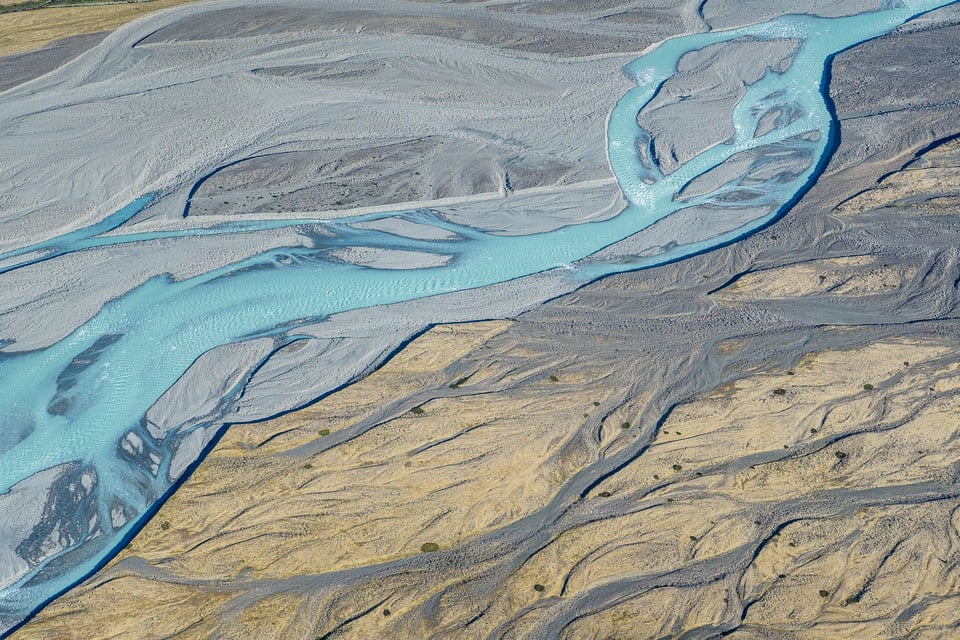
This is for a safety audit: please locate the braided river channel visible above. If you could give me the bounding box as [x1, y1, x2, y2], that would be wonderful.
[1, 0, 957, 632]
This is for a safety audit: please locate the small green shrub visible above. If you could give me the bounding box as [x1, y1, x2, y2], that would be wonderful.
[533, 584, 545, 593]
[318, 429, 331, 437]
[773, 388, 787, 396]
[383, 609, 392, 617]
[409, 406, 426, 416]
[819, 590, 830, 598]
[549, 375, 559, 382]
[160, 521, 171, 531]
[621, 421, 631, 429]
[863, 383, 874, 391]
[420, 542, 440, 553]
[598, 491, 612, 498]
[835, 451, 847, 460]
[303, 463, 313, 470]
[672, 464, 683, 472]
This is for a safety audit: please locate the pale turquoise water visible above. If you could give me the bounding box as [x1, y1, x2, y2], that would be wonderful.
[1, 0, 956, 631]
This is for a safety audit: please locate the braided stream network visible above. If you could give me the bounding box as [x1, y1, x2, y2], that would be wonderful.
[0, 0, 956, 632]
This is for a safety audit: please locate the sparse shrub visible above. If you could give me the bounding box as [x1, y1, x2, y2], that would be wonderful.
[533, 584, 545, 593]
[160, 521, 170, 531]
[819, 590, 830, 598]
[449, 376, 471, 389]
[835, 451, 847, 460]
[420, 542, 440, 553]
[383, 609, 392, 617]
[409, 406, 426, 416]
[672, 464, 683, 472]
[549, 375, 559, 382]
[318, 429, 331, 437]
[303, 463, 313, 470]
[773, 388, 787, 396]
[621, 422, 631, 429]
[593, 401, 601, 407]
[689, 535, 698, 542]
[863, 383, 874, 391]
[844, 594, 861, 605]
[598, 491, 612, 498]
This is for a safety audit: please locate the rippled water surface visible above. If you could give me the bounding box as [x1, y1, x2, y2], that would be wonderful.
[1, 0, 956, 631]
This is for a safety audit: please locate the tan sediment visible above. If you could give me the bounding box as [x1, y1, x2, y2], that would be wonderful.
[558, 337, 960, 639]
[6, 8, 960, 638]
[835, 139, 960, 217]
[14, 319, 627, 638]
[15, 322, 960, 639]
[15, 574, 234, 639]
[715, 256, 917, 299]
[497, 337, 960, 640]
[836, 167, 960, 215]
[0, 0, 203, 56]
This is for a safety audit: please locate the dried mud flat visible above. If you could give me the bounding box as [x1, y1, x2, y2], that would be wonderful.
[4, 1, 960, 639]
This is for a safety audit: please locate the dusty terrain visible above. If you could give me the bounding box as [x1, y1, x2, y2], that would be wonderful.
[0, 0, 202, 55]
[3, 1, 960, 639]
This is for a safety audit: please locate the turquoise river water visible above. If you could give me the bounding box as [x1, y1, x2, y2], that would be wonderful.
[0, 0, 956, 632]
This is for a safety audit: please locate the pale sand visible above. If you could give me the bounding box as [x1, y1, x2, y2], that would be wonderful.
[4, 2, 960, 638]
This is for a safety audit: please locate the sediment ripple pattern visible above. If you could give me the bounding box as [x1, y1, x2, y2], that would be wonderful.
[1, 0, 959, 635]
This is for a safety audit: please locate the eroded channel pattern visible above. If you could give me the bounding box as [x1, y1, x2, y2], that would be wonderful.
[1, 0, 958, 635]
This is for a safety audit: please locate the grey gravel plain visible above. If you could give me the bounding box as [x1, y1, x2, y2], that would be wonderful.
[2, 0, 960, 638]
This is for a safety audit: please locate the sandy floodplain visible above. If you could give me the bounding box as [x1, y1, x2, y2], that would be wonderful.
[2, 0, 960, 638]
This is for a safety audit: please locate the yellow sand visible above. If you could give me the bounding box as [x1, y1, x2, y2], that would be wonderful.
[0, 0, 203, 56]
[15, 323, 960, 639]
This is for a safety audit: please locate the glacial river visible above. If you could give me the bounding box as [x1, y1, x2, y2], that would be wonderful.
[1, 0, 956, 632]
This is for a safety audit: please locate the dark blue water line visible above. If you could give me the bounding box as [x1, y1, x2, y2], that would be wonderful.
[0, 314, 478, 638]
[3, 3, 959, 633]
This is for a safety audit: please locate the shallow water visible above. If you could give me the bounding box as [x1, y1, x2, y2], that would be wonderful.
[0, 0, 956, 631]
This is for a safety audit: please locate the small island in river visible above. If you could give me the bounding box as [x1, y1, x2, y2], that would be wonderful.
[1, 0, 960, 638]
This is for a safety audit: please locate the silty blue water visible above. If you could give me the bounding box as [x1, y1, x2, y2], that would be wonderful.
[1, 0, 955, 631]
